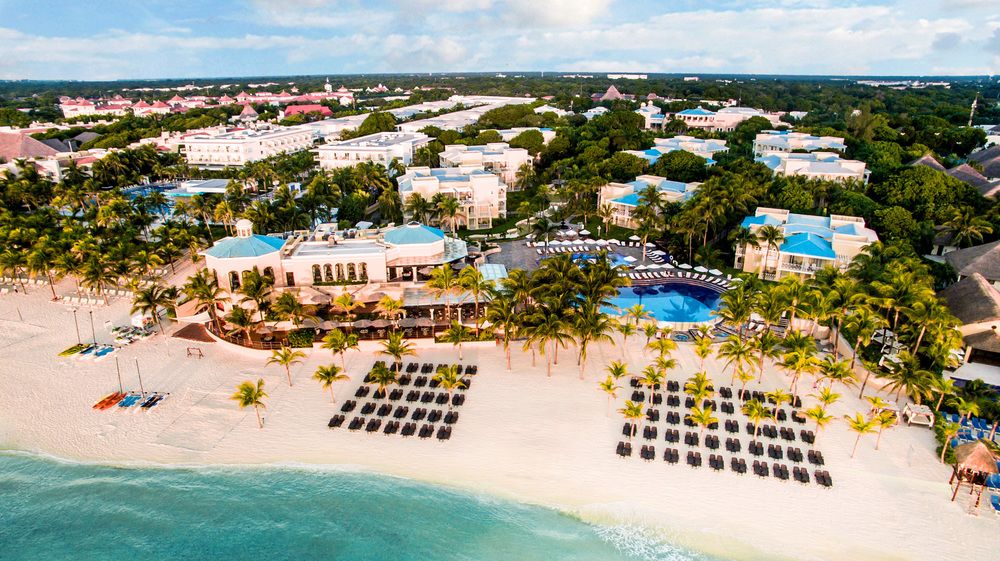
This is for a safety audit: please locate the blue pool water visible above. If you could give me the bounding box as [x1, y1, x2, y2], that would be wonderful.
[607, 282, 722, 323]
[572, 252, 630, 268]
[0, 453, 717, 561]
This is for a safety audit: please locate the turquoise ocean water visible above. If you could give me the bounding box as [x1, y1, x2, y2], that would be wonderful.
[0, 452, 716, 561]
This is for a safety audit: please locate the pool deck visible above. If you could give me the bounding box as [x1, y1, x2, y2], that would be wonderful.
[485, 240, 645, 271]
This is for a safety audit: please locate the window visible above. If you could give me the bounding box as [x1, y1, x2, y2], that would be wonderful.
[285, 272, 295, 286]
[312, 264, 322, 283]
[336, 263, 344, 281]
[359, 263, 368, 281]
[229, 271, 241, 290]
[347, 263, 357, 281]
[262, 267, 274, 281]
[323, 264, 334, 282]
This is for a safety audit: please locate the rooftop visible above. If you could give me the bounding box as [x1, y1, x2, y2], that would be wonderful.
[944, 241, 1000, 282]
[324, 132, 429, 149]
[940, 273, 1000, 326]
[203, 234, 285, 259]
[383, 223, 446, 245]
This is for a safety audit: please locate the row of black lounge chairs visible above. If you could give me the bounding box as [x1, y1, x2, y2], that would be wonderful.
[328, 415, 455, 440]
[390, 362, 479, 376]
[617, 442, 833, 487]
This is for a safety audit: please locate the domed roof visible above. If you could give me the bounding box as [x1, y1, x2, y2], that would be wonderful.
[383, 222, 445, 245]
[203, 234, 285, 259]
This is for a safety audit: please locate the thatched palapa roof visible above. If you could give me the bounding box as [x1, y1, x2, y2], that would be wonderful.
[954, 440, 1000, 474]
[940, 273, 1000, 325]
[944, 242, 1000, 283]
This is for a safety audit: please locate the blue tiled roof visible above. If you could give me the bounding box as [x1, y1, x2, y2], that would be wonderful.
[659, 180, 688, 193]
[612, 193, 641, 206]
[755, 155, 783, 171]
[705, 158, 717, 166]
[204, 235, 285, 259]
[836, 223, 863, 235]
[780, 233, 836, 259]
[784, 224, 833, 237]
[384, 223, 445, 245]
[741, 214, 782, 228]
[786, 214, 830, 227]
[678, 107, 715, 116]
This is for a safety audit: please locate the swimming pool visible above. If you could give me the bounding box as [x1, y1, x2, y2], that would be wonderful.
[605, 282, 723, 324]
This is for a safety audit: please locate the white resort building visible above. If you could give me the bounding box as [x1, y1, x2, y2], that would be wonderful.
[315, 132, 431, 169]
[437, 143, 532, 186]
[397, 167, 507, 231]
[665, 106, 784, 132]
[201, 219, 469, 293]
[626, 136, 729, 166]
[182, 126, 313, 168]
[753, 131, 847, 157]
[598, 175, 701, 229]
[756, 151, 870, 183]
[734, 208, 879, 280]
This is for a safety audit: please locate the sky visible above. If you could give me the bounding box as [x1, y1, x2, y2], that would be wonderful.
[0, 0, 997, 80]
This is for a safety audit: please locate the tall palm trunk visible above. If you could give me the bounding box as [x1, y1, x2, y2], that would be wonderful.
[255, 406, 263, 429]
[851, 434, 862, 458]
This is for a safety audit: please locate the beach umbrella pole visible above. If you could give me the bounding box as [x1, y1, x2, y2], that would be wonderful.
[89, 311, 97, 346]
[72, 309, 81, 345]
[115, 357, 123, 394]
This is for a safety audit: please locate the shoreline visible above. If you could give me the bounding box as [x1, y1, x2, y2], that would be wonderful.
[1, 286, 998, 561]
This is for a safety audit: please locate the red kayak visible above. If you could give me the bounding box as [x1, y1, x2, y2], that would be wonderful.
[94, 392, 125, 410]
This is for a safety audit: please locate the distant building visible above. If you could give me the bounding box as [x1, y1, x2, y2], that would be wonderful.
[734, 208, 878, 280]
[582, 106, 609, 120]
[597, 175, 700, 229]
[488, 127, 556, 145]
[597, 85, 624, 102]
[969, 145, 1000, 181]
[625, 136, 728, 166]
[756, 152, 870, 184]
[282, 104, 334, 119]
[752, 131, 847, 157]
[608, 74, 647, 80]
[438, 143, 531, 186]
[315, 132, 430, 170]
[667, 106, 783, 132]
[533, 104, 571, 117]
[182, 126, 313, 168]
[940, 273, 1000, 388]
[397, 167, 507, 230]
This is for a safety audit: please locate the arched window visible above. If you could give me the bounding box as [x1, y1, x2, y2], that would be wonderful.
[312, 264, 322, 283]
[336, 263, 344, 281]
[323, 264, 334, 282]
[229, 271, 241, 290]
[241, 270, 253, 284]
[347, 263, 357, 281]
[262, 267, 274, 281]
[359, 263, 368, 281]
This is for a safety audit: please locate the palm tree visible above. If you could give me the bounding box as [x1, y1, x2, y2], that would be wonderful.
[313, 364, 349, 402]
[873, 410, 897, 450]
[605, 360, 628, 381]
[844, 413, 877, 458]
[231, 378, 268, 429]
[225, 306, 256, 344]
[485, 294, 519, 370]
[433, 365, 466, 409]
[599, 375, 621, 416]
[321, 328, 359, 371]
[426, 265, 459, 321]
[618, 400, 644, 440]
[716, 285, 754, 340]
[374, 295, 405, 327]
[756, 224, 785, 278]
[379, 330, 416, 370]
[405, 193, 433, 224]
[735, 366, 756, 397]
[368, 362, 398, 399]
[574, 302, 616, 379]
[803, 405, 834, 445]
[949, 395, 981, 422]
[272, 291, 318, 329]
[751, 331, 783, 383]
[686, 405, 719, 437]
[717, 337, 754, 384]
[597, 203, 614, 235]
[929, 376, 957, 412]
[730, 226, 760, 268]
[945, 207, 993, 248]
[267, 347, 306, 387]
[811, 386, 841, 412]
[639, 365, 664, 406]
[622, 304, 652, 326]
[617, 321, 637, 359]
[939, 420, 961, 463]
[440, 321, 471, 361]
[779, 347, 819, 396]
[534, 309, 574, 377]
[181, 268, 230, 334]
[883, 352, 934, 403]
[765, 388, 792, 414]
[843, 307, 887, 396]
[646, 337, 677, 359]
[642, 322, 660, 347]
[130, 284, 176, 334]
[694, 335, 713, 372]
[777, 276, 810, 332]
[436, 196, 462, 233]
[742, 399, 772, 441]
[238, 269, 274, 324]
[458, 266, 491, 335]
[331, 292, 361, 320]
[817, 355, 855, 390]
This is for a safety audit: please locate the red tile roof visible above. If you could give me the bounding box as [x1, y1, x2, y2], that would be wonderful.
[0, 132, 60, 160]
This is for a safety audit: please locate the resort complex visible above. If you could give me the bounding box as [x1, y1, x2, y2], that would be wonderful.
[3, 19, 1000, 558]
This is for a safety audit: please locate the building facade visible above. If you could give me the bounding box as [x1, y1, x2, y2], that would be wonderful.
[665, 106, 783, 132]
[182, 126, 313, 168]
[397, 167, 507, 230]
[597, 175, 700, 229]
[315, 132, 431, 169]
[437, 143, 531, 186]
[734, 208, 878, 280]
[626, 136, 729, 166]
[756, 151, 870, 183]
[752, 131, 847, 157]
[202, 220, 469, 293]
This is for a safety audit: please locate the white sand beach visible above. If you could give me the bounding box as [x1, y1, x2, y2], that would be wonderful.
[0, 284, 997, 561]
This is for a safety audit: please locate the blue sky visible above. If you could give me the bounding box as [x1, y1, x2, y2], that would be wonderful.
[0, 0, 996, 80]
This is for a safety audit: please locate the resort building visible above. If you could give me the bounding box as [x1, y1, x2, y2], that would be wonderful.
[756, 152, 870, 184]
[625, 136, 729, 166]
[489, 127, 556, 145]
[582, 107, 609, 120]
[315, 132, 431, 169]
[752, 131, 847, 157]
[597, 175, 701, 229]
[181, 126, 314, 168]
[734, 208, 879, 280]
[437, 143, 531, 186]
[944, 240, 1000, 287]
[201, 219, 469, 293]
[397, 167, 507, 231]
[533, 104, 571, 117]
[666, 106, 783, 132]
[395, 96, 535, 133]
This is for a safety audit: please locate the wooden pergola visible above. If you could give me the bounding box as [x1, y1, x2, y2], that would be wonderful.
[949, 440, 1000, 509]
